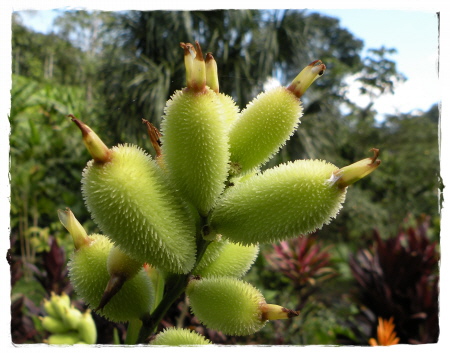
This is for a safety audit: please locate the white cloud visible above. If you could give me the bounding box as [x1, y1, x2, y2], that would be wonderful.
[343, 57, 439, 120]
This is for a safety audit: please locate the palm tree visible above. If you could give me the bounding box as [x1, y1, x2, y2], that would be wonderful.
[98, 10, 270, 144]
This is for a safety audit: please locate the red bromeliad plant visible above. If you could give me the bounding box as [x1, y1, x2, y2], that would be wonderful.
[348, 215, 439, 344]
[265, 236, 337, 307]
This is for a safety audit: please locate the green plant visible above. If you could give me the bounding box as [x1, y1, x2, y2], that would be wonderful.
[40, 292, 97, 344]
[59, 41, 380, 345]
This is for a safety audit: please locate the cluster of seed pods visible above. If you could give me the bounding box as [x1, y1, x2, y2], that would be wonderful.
[59, 41, 380, 343]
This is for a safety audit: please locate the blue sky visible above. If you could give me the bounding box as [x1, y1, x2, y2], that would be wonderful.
[310, 9, 439, 118]
[15, 7, 440, 120]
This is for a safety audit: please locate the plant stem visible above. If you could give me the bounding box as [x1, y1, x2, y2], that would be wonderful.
[136, 237, 210, 344]
[136, 273, 189, 343]
[151, 269, 165, 312]
[125, 318, 142, 344]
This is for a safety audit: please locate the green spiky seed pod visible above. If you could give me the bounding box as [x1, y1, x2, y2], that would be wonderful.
[192, 239, 227, 271]
[40, 316, 70, 334]
[228, 61, 326, 175]
[187, 277, 298, 336]
[151, 328, 211, 346]
[210, 150, 380, 245]
[96, 245, 144, 311]
[81, 144, 197, 274]
[47, 332, 80, 345]
[187, 276, 266, 336]
[228, 86, 303, 174]
[77, 310, 97, 345]
[68, 234, 154, 322]
[194, 240, 259, 278]
[107, 246, 142, 280]
[209, 159, 346, 245]
[217, 93, 240, 131]
[160, 88, 230, 216]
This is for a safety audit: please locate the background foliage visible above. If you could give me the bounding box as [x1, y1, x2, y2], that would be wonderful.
[9, 9, 440, 345]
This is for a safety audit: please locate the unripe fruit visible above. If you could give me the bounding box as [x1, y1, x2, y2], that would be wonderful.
[228, 86, 303, 173]
[209, 159, 347, 245]
[47, 332, 80, 345]
[81, 144, 197, 273]
[194, 240, 259, 278]
[160, 88, 230, 216]
[95, 245, 145, 311]
[107, 245, 141, 279]
[40, 316, 70, 334]
[192, 239, 227, 270]
[50, 292, 71, 321]
[227, 60, 326, 175]
[151, 327, 211, 345]
[186, 277, 267, 336]
[77, 310, 97, 344]
[63, 306, 83, 330]
[68, 234, 154, 322]
[217, 93, 239, 131]
[43, 298, 58, 318]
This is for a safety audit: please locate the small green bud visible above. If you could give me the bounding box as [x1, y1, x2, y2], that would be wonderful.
[47, 332, 80, 345]
[160, 88, 230, 216]
[49, 292, 71, 321]
[63, 306, 83, 330]
[187, 277, 297, 336]
[209, 159, 347, 245]
[68, 234, 154, 322]
[151, 327, 211, 345]
[40, 316, 70, 334]
[194, 240, 259, 278]
[77, 310, 97, 345]
[81, 144, 197, 273]
[43, 298, 58, 318]
[59, 292, 71, 306]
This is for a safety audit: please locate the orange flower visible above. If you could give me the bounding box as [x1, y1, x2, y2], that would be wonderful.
[369, 317, 400, 346]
